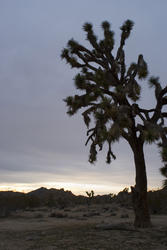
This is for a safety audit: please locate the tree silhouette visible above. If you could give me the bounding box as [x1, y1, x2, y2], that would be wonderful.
[61, 20, 167, 228]
[86, 190, 94, 206]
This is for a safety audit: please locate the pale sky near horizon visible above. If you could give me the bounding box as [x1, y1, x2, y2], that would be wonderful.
[0, 0, 167, 195]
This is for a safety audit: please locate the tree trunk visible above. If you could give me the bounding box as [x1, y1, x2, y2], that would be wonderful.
[130, 139, 152, 228]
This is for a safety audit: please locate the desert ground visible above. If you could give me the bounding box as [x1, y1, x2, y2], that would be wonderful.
[0, 204, 167, 250]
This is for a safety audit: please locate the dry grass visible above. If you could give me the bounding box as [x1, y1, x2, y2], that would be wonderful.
[0, 204, 167, 250]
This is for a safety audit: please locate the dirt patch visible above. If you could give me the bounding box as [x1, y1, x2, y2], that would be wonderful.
[0, 205, 167, 250]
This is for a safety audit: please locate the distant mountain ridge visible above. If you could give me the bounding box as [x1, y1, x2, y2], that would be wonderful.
[0, 186, 114, 210]
[0, 186, 166, 215]
[28, 186, 75, 198]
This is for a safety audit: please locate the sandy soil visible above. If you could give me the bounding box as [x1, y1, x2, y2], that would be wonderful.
[0, 204, 167, 250]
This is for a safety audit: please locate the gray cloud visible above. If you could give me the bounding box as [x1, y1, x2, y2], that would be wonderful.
[0, 0, 166, 193]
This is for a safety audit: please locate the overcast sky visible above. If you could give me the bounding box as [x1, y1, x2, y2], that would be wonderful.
[0, 0, 166, 194]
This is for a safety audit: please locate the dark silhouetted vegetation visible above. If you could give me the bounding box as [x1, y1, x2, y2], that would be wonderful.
[0, 187, 167, 218]
[62, 19, 167, 227]
[86, 190, 95, 206]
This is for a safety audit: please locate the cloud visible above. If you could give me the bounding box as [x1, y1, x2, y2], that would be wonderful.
[0, 0, 165, 194]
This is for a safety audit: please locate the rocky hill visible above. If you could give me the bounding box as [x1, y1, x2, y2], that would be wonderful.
[0, 186, 166, 215]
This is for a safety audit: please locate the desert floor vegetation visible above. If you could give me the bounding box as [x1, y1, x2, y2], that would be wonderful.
[0, 204, 167, 250]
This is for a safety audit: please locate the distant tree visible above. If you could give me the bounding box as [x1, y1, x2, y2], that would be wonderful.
[86, 190, 94, 206]
[109, 193, 115, 199]
[61, 20, 167, 228]
[122, 187, 129, 193]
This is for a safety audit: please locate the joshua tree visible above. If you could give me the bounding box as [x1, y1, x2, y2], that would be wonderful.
[86, 190, 94, 206]
[61, 20, 167, 228]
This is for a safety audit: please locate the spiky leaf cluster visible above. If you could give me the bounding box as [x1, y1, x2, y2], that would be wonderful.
[142, 122, 161, 144]
[62, 20, 167, 168]
[159, 139, 167, 188]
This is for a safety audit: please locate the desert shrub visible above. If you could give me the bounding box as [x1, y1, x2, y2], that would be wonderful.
[48, 212, 67, 218]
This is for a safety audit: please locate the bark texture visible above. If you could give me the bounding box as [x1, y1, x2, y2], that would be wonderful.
[130, 138, 152, 228]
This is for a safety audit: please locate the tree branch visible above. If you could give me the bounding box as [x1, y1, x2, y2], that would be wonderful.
[151, 86, 167, 123]
[162, 112, 167, 118]
[85, 128, 96, 146]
